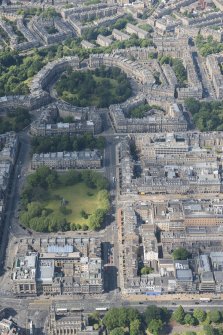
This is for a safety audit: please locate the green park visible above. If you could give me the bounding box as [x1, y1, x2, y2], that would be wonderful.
[19, 167, 110, 232]
[91, 305, 223, 335]
[45, 182, 105, 226]
[55, 65, 132, 108]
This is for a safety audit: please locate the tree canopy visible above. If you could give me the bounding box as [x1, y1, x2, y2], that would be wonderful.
[128, 103, 151, 119]
[193, 308, 206, 323]
[0, 108, 31, 134]
[144, 305, 169, 326]
[140, 266, 154, 275]
[172, 306, 185, 324]
[20, 167, 109, 232]
[100, 306, 223, 335]
[159, 55, 187, 87]
[55, 66, 132, 108]
[103, 307, 141, 332]
[130, 319, 142, 335]
[209, 310, 222, 324]
[110, 328, 125, 335]
[185, 98, 223, 131]
[172, 248, 191, 260]
[31, 133, 105, 154]
[147, 319, 163, 335]
[196, 34, 223, 57]
[184, 314, 196, 326]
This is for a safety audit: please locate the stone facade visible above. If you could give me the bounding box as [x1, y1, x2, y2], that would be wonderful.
[12, 237, 104, 297]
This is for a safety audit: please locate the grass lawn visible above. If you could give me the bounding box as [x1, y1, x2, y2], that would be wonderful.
[45, 182, 103, 226]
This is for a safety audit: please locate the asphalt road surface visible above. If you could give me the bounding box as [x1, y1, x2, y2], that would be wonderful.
[0, 131, 31, 272]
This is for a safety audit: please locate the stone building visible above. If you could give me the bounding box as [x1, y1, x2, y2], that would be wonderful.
[81, 40, 95, 49]
[30, 103, 102, 136]
[119, 200, 223, 294]
[89, 53, 155, 85]
[31, 150, 102, 170]
[29, 17, 72, 45]
[112, 29, 130, 41]
[47, 303, 99, 335]
[96, 34, 112, 47]
[109, 102, 187, 133]
[12, 252, 38, 296]
[30, 56, 80, 98]
[126, 23, 148, 39]
[0, 132, 18, 234]
[206, 54, 223, 99]
[119, 133, 223, 195]
[12, 237, 104, 297]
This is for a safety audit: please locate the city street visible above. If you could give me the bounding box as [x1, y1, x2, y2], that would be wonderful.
[101, 134, 121, 292]
[0, 130, 31, 273]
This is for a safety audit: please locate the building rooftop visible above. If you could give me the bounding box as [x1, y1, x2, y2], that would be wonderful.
[176, 269, 193, 281]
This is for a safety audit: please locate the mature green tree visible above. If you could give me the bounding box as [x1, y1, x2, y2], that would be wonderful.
[203, 325, 217, 335]
[29, 216, 48, 232]
[185, 98, 201, 114]
[80, 209, 88, 219]
[209, 310, 221, 323]
[109, 328, 125, 335]
[89, 208, 106, 230]
[90, 311, 100, 323]
[97, 190, 110, 210]
[46, 173, 58, 189]
[184, 314, 196, 325]
[31, 133, 105, 154]
[172, 305, 185, 324]
[196, 34, 223, 56]
[91, 172, 109, 190]
[96, 136, 106, 150]
[172, 59, 187, 86]
[172, 248, 191, 260]
[141, 266, 154, 275]
[103, 308, 120, 331]
[27, 201, 44, 218]
[0, 108, 31, 134]
[126, 308, 141, 325]
[103, 308, 141, 332]
[117, 308, 129, 328]
[20, 211, 31, 227]
[129, 319, 142, 335]
[147, 319, 163, 335]
[70, 222, 77, 230]
[27, 166, 56, 188]
[42, 7, 60, 18]
[128, 103, 151, 118]
[193, 308, 206, 323]
[184, 98, 223, 131]
[144, 306, 164, 326]
[159, 55, 173, 65]
[27, 173, 39, 188]
[60, 170, 81, 186]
